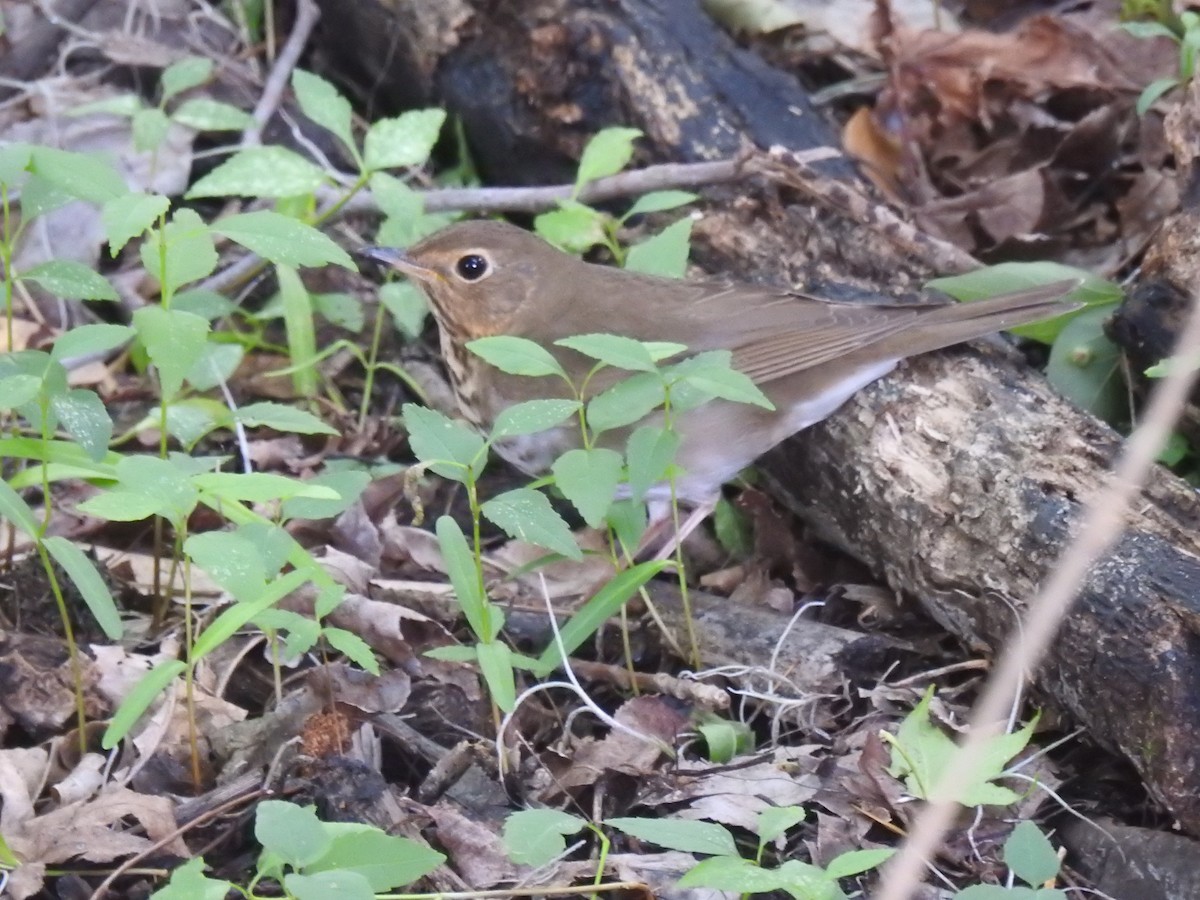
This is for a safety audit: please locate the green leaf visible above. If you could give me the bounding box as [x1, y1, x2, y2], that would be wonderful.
[1157, 431, 1190, 466]
[256, 800, 332, 868]
[163, 398, 229, 448]
[679, 857, 799, 893]
[476, 639, 517, 711]
[174, 288, 236, 320]
[824, 847, 894, 879]
[927, 263, 1118, 344]
[534, 200, 609, 253]
[0, 478, 39, 537]
[626, 425, 679, 501]
[503, 809, 586, 867]
[1120, 21, 1180, 41]
[140, 207, 218, 294]
[757, 806, 806, 843]
[185, 340, 244, 391]
[281, 469, 371, 521]
[468, 335, 567, 378]
[551, 448, 622, 527]
[132, 305, 211, 401]
[192, 472, 339, 504]
[698, 718, 746, 764]
[211, 210, 354, 269]
[1045, 305, 1125, 423]
[1137, 77, 1181, 115]
[77, 490, 166, 522]
[160, 56, 214, 102]
[236, 401, 339, 435]
[275, 264, 318, 397]
[671, 355, 774, 409]
[103, 659, 186, 749]
[575, 127, 642, 194]
[132, 107, 170, 153]
[149, 857, 232, 900]
[403, 403, 487, 483]
[532, 560, 665, 675]
[363, 109, 446, 170]
[51, 324, 133, 363]
[1004, 821, 1060, 887]
[292, 70, 359, 163]
[606, 816, 737, 856]
[623, 190, 698, 220]
[586, 372, 665, 433]
[20, 260, 118, 301]
[20, 174, 72, 219]
[0, 142, 31, 186]
[956, 887, 1040, 899]
[171, 97, 254, 131]
[490, 399, 581, 439]
[323, 627, 378, 673]
[555, 333, 666, 373]
[187, 146, 327, 198]
[67, 94, 143, 119]
[50, 389, 112, 461]
[285, 870, 375, 900]
[624, 217, 693, 278]
[306, 825, 445, 890]
[482, 489, 585, 561]
[313, 291, 363, 331]
[29, 146, 127, 203]
[482, 488, 581, 560]
[435, 516, 492, 640]
[102, 191, 169, 255]
[41, 535, 121, 638]
[380, 280, 429, 338]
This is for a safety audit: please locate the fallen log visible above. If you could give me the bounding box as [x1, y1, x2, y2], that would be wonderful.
[311, 0, 1200, 832]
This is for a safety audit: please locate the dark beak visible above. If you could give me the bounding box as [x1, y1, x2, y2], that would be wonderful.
[356, 246, 437, 281]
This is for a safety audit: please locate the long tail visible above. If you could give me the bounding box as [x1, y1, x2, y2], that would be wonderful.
[878, 279, 1082, 359]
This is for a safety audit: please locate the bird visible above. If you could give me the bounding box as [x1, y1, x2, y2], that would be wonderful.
[362, 220, 1076, 509]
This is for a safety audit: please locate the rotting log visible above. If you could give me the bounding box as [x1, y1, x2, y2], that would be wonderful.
[310, 0, 1200, 831]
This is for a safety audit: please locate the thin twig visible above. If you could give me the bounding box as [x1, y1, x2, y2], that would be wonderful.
[242, 0, 319, 147]
[875, 286, 1200, 900]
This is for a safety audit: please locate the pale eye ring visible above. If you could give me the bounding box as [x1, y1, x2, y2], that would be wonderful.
[455, 254, 489, 281]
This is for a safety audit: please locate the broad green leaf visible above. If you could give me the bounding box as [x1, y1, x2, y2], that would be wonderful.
[670, 355, 774, 409]
[211, 210, 354, 269]
[190, 569, 310, 660]
[380, 280, 429, 338]
[132, 107, 170, 153]
[956, 887, 1041, 899]
[171, 97, 254, 131]
[574, 127, 642, 194]
[292, 70, 359, 163]
[77, 490, 165, 522]
[481, 488, 581, 560]
[160, 56, 213, 102]
[306, 826, 445, 890]
[132, 305, 210, 401]
[677, 856, 792, 893]
[370, 171, 423, 220]
[235, 401, 339, 435]
[41, 535, 120, 639]
[626, 425, 679, 501]
[29, 146, 127, 203]
[824, 847, 894, 879]
[185, 340, 244, 391]
[555, 333, 662, 372]
[20, 174, 72, 219]
[51, 323, 133, 362]
[624, 217, 693, 278]
[534, 200, 608, 253]
[313, 291, 363, 331]
[192, 472, 339, 503]
[20, 260, 118, 301]
[187, 146, 327, 198]
[776, 858, 842, 899]
[276, 264, 319, 396]
[1137, 77, 1181, 115]
[1004, 821, 1060, 887]
[533, 560, 665, 675]
[551, 447, 622, 527]
[424, 644, 480, 663]
[102, 659, 186, 749]
[102, 191, 169, 254]
[255, 800, 331, 868]
[149, 856, 232, 900]
[476, 639, 516, 711]
[586, 372, 665, 433]
[403, 403, 486, 482]
[67, 94, 143, 118]
[606, 816, 737, 856]
[697, 717, 746, 764]
[1046, 305, 1124, 423]
[363, 109, 446, 171]
[139, 208, 218, 294]
[50, 389, 112, 461]
[757, 806, 806, 843]
[503, 809, 586, 867]
[927, 263, 1118, 343]
[174, 288, 236, 320]
[1119, 21, 1179, 40]
[282, 470, 371, 521]
[0, 143, 32, 185]
[468, 335, 566, 378]
[184, 531, 267, 601]
[0, 478, 39, 537]
[285, 871, 374, 900]
[164, 398, 229, 448]
[435, 516, 492, 640]
[623, 190, 698, 220]
[0, 374, 41, 410]
[323, 627, 378, 674]
[490, 399, 580, 439]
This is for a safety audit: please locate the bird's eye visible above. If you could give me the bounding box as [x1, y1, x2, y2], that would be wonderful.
[455, 254, 489, 281]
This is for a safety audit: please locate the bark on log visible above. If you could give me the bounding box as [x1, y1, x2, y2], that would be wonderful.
[311, 0, 1200, 831]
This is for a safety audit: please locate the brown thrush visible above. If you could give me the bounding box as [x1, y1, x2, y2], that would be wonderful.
[363, 220, 1075, 503]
